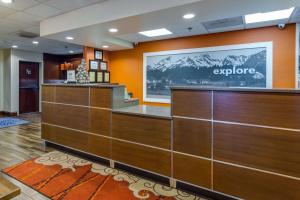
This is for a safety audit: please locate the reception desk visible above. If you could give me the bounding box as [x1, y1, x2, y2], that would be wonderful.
[42, 84, 300, 200]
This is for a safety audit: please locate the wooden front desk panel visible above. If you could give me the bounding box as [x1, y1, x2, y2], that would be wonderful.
[90, 88, 112, 108]
[173, 117, 211, 158]
[111, 113, 172, 176]
[41, 85, 113, 160]
[112, 113, 171, 149]
[55, 86, 89, 106]
[42, 123, 110, 158]
[214, 91, 300, 129]
[172, 88, 300, 200]
[173, 153, 211, 188]
[112, 139, 171, 176]
[214, 122, 300, 178]
[172, 90, 212, 119]
[214, 162, 300, 200]
[42, 85, 55, 102]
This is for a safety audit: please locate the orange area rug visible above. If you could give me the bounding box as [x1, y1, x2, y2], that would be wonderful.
[2, 151, 204, 200]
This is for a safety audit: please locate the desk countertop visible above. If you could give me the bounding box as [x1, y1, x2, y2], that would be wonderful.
[113, 105, 171, 119]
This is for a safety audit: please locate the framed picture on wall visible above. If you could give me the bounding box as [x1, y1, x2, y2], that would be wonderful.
[94, 50, 103, 60]
[143, 42, 273, 103]
[89, 71, 96, 83]
[104, 71, 110, 83]
[100, 61, 108, 71]
[97, 71, 103, 83]
[89, 60, 99, 70]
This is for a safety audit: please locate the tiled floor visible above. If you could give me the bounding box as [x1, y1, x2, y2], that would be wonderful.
[0, 113, 52, 199]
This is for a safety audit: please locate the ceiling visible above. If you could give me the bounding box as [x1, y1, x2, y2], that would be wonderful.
[0, 0, 108, 54]
[1, 0, 300, 53]
[40, 0, 300, 51]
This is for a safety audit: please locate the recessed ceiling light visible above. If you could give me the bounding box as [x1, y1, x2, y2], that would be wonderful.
[12, 45, 18, 48]
[139, 28, 172, 37]
[183, 13, 195, 19]
[102, 45, 109, 48]
[66, 36, 74, 40]
[109, 28, 118, 33]
[245, 7, 295, 24]
[32, 41, 39, 45]
[1, 0, 13, 4]
[69, 50, 74, 54]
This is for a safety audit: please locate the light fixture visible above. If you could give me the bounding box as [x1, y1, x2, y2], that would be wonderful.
[1, 0, 13, 4]
[183, 13, 195, 19]
[102, 45, 109, 48]
[139, 28, 172, 37]
[109, 28, 118, 33]
[69, 50, 74, 54]
[32, 41, 39, 45]
[245, 7, 295, 24]
[12, 45, 18, 48]
[66, 36, 74, 40]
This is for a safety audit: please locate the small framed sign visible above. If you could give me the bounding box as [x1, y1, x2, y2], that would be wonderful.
[67, 70, 76, 83]
[89, 60, 99, 70]
[89, 71, 96, 83]
[100, 61, 108, 71]
[94, 50, 103, 60]
[97, 71, 103, 83]
[104, 71, 110, 83]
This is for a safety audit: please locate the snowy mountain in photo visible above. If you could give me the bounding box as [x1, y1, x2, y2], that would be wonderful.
[148, 51, 265, 71]
[146, 48, 268, 97]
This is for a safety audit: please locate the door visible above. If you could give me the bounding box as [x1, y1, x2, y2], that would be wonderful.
[19, 61, 39, 114]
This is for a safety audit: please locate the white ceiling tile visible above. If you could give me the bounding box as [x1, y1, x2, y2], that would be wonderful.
[0, 0, 39, 11]
[6, 12, 42, 24]
[0, 6, 16, 17]
[25, 4, 63, 18]
[45, 0, 106, 12]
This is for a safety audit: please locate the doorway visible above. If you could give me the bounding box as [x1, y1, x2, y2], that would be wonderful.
[19, 61, 40, 114]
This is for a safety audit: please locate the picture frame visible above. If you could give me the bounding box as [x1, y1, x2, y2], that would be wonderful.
[104, 71, 110, 83]
[97, 71, 104, 83]
[66, 70, 76, 83]
[100, 61, 108, 71]
[143, 42, 273, 103]
[89, 60, 99, 70]
[89, 71, 96, 83]
[94, 50, 103, 60]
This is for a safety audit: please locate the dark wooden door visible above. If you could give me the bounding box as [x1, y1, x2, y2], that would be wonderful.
[19, 61, 39, 114]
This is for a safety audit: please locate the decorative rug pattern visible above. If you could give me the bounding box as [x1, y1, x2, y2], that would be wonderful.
[2, 151, 204, 200]
[0, 117, 29, 128]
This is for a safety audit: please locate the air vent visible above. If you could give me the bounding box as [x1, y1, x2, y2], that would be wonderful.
[202, 16, 244, 30]
[17, 31, 39, 39]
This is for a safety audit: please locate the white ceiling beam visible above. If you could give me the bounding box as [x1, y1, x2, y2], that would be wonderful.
[40, 0, 202, 36]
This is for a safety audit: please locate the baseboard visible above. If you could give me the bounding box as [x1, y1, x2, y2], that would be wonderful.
[0, 111, 18, 116]
[45, 141, 237, 200]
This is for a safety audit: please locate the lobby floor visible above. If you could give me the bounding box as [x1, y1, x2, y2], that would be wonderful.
[0, 114, 53, 199]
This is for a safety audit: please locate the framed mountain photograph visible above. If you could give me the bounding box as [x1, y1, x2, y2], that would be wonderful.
[143, 42, 273, 103]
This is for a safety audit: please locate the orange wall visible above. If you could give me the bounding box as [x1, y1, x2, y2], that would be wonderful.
[109, 25, 296, 106]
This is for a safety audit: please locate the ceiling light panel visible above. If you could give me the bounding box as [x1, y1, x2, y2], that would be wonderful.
[139, 28, 172, 37]
[245, 7, 295, 24]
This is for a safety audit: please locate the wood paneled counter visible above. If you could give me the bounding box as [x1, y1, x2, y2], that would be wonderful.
[42, 84, 300, 200]
[41, 84, 139, 159]
[171, 87, 300, 200]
